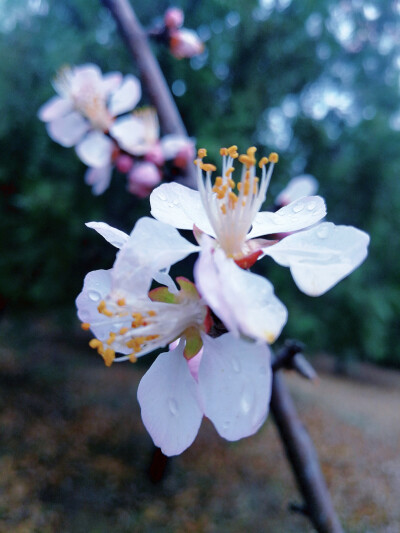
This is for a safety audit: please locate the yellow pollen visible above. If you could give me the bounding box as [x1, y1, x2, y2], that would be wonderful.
[201, 163, 217, 172]
[228, 191, 238, 204]
[237, 182, 242, 191]
[132, 312, 143, 322]
[228, 178, 235, 189]
[245, 170, 250, 180]
[247, 146, 257, 156]
[102, 348, 115, 367]
[198, 148, 207, 158]
[81, 322, 90, 331]
[89, 338, 103, 350]
[259, 157, 269, 168]
[268, 152, 279, 163]
[214, 176, 223, 187]
[148, 310, 157, 317]
[243, 181, 250, 196]
[129, 354, 137, 363]
[242, 200, 246, 206]
[225, 167, 235, 176]
[253, 183, 258, 194]
[98, 300, 106, 312]
[227, 145, 238, 158]
[239, 154, 255, 168]
[117, 298, 126, 306]
[220, 147, 228, 156]
[107, 332, 116, 345]
[221, 204, 227, 215]
[119, 327, 129, 335]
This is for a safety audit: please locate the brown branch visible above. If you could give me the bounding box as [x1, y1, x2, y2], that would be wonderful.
[270, 372, 344, 533]
[101, 0, 197, 186]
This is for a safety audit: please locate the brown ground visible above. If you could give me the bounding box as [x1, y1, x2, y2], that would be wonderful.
[1, 315, 399, 532]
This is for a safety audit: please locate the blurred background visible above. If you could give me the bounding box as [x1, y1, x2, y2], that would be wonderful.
[1, 0, 400, 531]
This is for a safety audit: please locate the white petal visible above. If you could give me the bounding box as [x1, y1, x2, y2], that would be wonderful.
[38, 96, 73, 122]
[108, 74, 141, 116]
[113, 217, 199, 296]
[160, 134, 193, 159]
[46, 112, 89, 147]
[110, 116, 146, 155]
[248, 196, 327, 238]
[102, 71, 123, 95]
[150, 182, 216, 236]
[75, 269, 131, 354]
[84, 165, 113, 195]
[195, 240, 287, 342]
[137, 343, 203, 456]
[263, 222, 370, 296]
[199, 334, 272, 441]
[76, 131, 114, 168]
[276, 174, 319, 206]
[85, 221, 129, 248]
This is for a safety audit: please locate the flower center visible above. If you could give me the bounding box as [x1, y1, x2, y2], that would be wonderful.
[195, 146, 278, 258]
[81, 278, 209, 366]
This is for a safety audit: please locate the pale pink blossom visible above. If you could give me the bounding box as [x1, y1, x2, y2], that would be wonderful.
[151, 146, 370, 296]
[170, 28, 204, 59]
[76, 217, 274, 456]
[276, 174, 319, 207]
[38, 63, 142, 168]
[127, 161, 162, 198]
[164, 7, 184, 29]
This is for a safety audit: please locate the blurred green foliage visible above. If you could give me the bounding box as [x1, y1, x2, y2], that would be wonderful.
[1, 0, 399, 365]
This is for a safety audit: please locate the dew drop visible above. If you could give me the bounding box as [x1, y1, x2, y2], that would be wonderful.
[231, 357, 241, 373]
[292, 202, 305, 213]
[158, 192, 167, 201]
[168, 397, 179, 416]
[240, 383, 255, 414]
[307, 201, 316, 211]
[317, 226, 329, 239]
[88, 290, 101, 302]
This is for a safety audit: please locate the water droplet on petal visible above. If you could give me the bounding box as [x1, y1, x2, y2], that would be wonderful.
[240, 383, 255, 415]
[168, 397, 179, 416]
[317, 226, 329, 239]
[231, 357, 241, 373]
[158, 192, 167, 201]
[307, 201, 316, 211]
[88, 290, 101, 302]
[292, 202, 305, 213]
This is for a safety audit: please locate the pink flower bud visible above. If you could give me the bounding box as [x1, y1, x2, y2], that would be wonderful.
[170, 29, 204, 59]
[128, 162, 162, 198]
[115, 154, 134, 173]
[174, 142, 195, 169]
[164, 7, 184, 29]
[144, 142, 165, 166]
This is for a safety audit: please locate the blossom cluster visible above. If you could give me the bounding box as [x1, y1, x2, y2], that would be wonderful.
[77, 146, 369, 456]
[38, 64, 194, 196]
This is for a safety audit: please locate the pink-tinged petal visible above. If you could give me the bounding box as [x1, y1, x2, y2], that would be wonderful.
[263, 222, 370, 296]
[85, 221, 129, 248]
[46, 112, 89, 147]
[38, 96, 73, 122]
[199, 333, 272, 441]
[137, 342, 203, 456]
[248, 196, 327, 239]
[102, 71, 123, 95]
[195, 239, 287, 342]
[113, 217, 199, 296]
[108, 74, 141, 116]
[127, 162, 161, 198]
[73, 63, 103, 79]
[160, 134, 194, 160]
[75, 269, 132, 354]
[84, 165, 113, 195]
[110, 116, 146, 155]
[76, 131, 114, 168]
[276, 174, 319, 206]
[150, 182, 216, 236]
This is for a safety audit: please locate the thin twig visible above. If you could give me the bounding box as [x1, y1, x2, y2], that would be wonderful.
[101, 0, 197, 186]
[270, 372, 344, 533]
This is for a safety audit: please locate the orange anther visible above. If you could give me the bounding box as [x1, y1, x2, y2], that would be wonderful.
[225, 167, 235, 176]
[228, 178, 235, 189]
[220, 147, 228, 156]
[221, 204, 227, 215]
[268, 152, 279, 163]
[117, 298, 126, 306]
[81, 322, 90, 331]
[215, 176, 223, 187]
[148, 310, 157, 317]
[119, 327, 129, 335]
[198, 148, 207, 158]
[258, 157, 269, 167]
[201, 163, 217, 172]
[129, 354, 137, 363]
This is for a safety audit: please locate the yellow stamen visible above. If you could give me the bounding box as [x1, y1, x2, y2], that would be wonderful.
[201, 163, 217, 172]
[269, 152, 279, 163]
[259, 157, 269, 168]
[221, 204, 227, 215]
[239, 154, 255, 168]
[117, 298, 126, 306]
[266, 332, 276, 343]
[247, 146, 257, 156]
[228, 178, 235, 189]
[106, 332, 116, 345]
[89, 338, 103, 350]
[148, 310, 157, 317]
[243, 181, 250, 196]
[215, 176, 223, 187]
[237, 182, 242, 191]
[119, 327, 129, 335]
[81, 322, 90, 331]
[220, 147, 228, 156]
[129, 354, 137, 363]
[227, 145, 238, 158]
[102, 348, 115, 367]
[198, 148, 207, 158]
[228, 191, 238, 204]
[225, 167, 235, 176]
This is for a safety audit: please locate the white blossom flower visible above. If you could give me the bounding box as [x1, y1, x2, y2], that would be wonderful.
[170, 28, 204, 59]
[150, 146, 370, 296]
[38, 63, 142, 168]
[76, 216, 273, 455]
